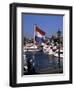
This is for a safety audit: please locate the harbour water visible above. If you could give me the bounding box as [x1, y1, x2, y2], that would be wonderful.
[23, 51, 63, 75]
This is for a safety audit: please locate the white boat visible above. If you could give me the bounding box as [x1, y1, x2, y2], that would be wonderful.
[46, 46, 63, 58]
[23, 45, 38, 52]
[54, 49, 63, 58]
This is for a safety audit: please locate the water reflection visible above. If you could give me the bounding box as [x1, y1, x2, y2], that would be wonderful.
[23, 50, 63, 75]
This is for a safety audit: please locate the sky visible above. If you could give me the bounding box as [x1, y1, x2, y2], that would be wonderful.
[22, 13, 63, 39]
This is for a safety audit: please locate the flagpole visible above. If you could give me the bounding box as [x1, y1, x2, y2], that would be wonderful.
[32, 24, 36, 73]
[34, 24, 36, 46]
[34, 24, 39, 71]
[34, 24, 35, 46]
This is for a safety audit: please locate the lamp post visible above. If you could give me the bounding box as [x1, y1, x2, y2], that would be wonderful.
[57, 30, 61, 68]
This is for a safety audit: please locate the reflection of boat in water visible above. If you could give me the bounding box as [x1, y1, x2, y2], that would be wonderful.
[23, 43, 63, 75]
[23, 50, 63, 75]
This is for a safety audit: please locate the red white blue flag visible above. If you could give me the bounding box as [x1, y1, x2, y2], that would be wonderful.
[35, 26, 45, 44]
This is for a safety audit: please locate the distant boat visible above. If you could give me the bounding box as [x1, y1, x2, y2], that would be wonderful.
[46, 47, 63, 58]
[54, 49, 63, 58]
[23, 44, 38, 52]
[23, 43, 63, 58]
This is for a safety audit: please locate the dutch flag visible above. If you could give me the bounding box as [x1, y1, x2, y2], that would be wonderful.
[35, 26, 45, 45]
